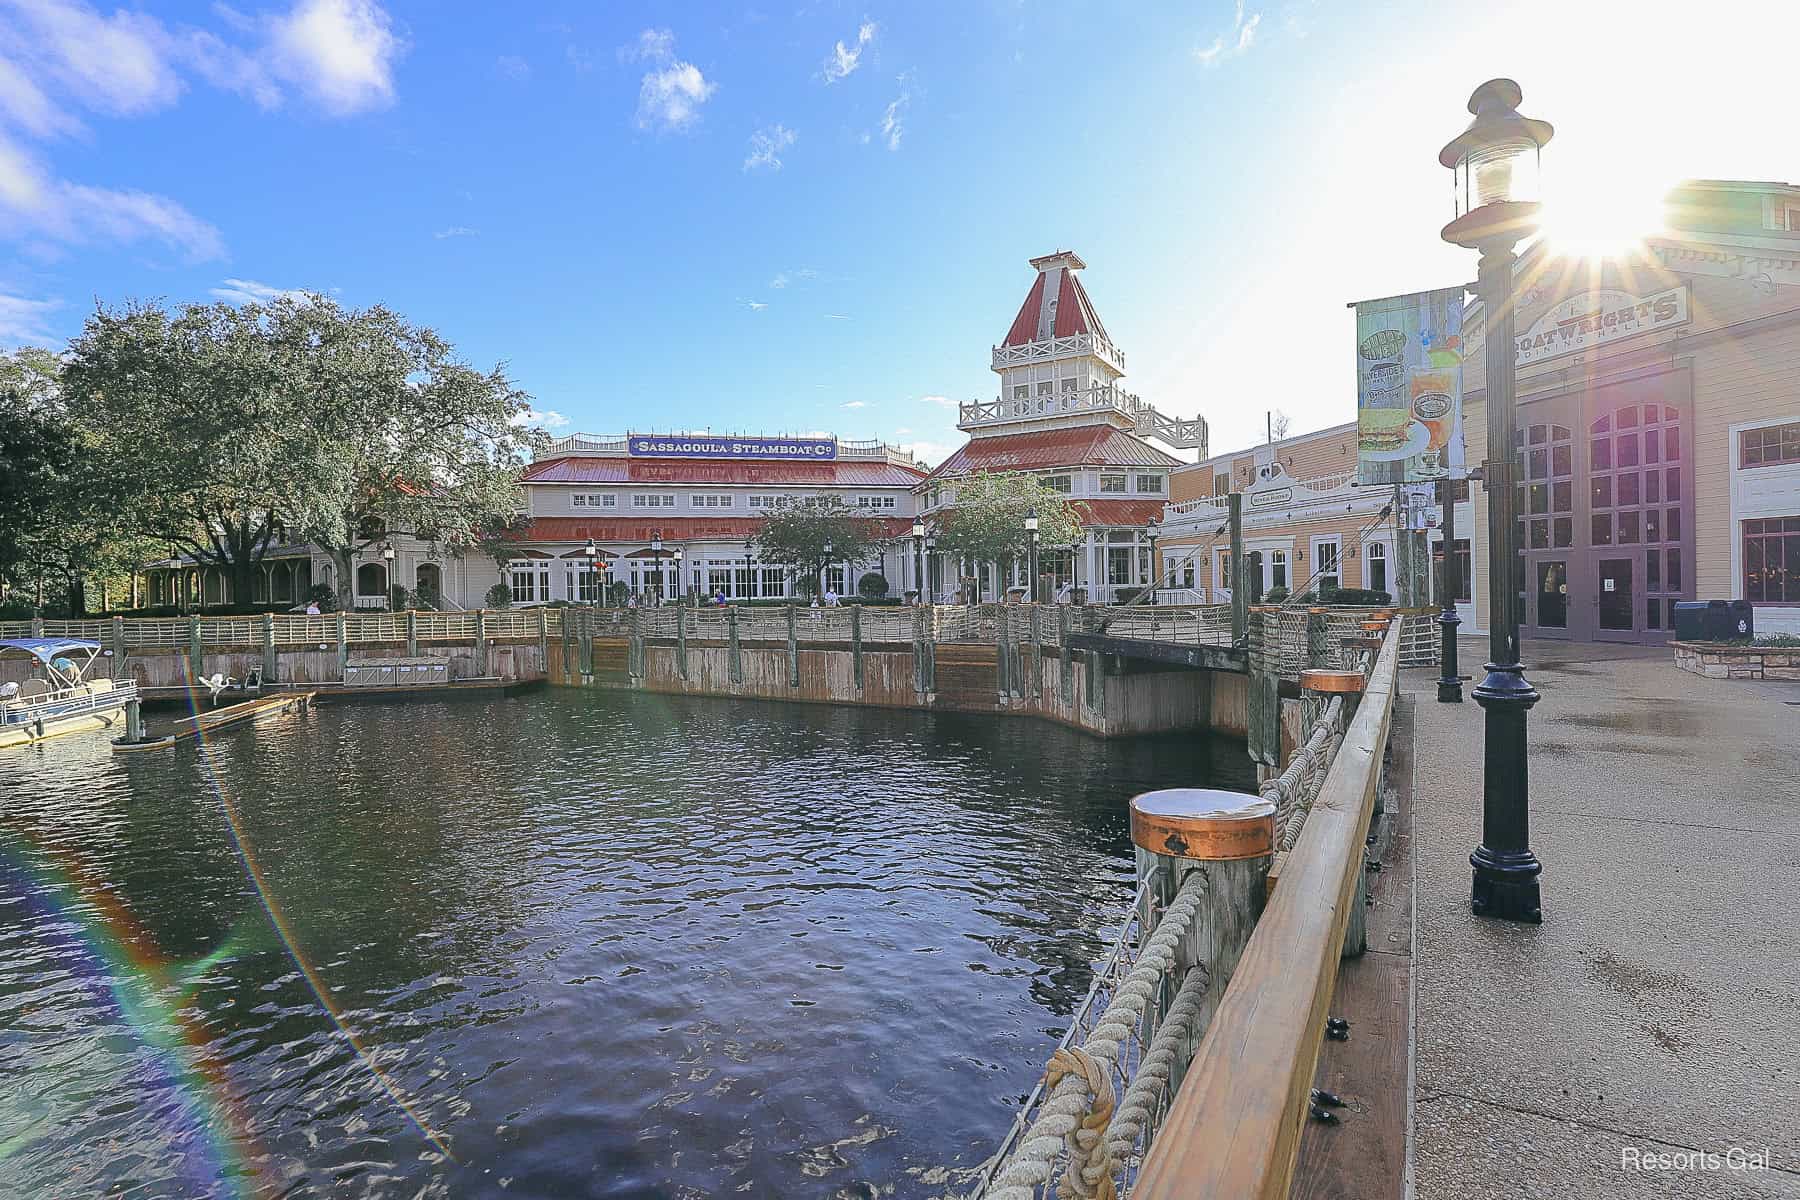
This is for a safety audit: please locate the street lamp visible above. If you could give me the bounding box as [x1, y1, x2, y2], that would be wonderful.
[651, 530, 663, 604]
[1436, 482, 1462, 701]
[1145, 520, 1160, 604]
[822, 539, 834, 600]
[584, 538, 600, 607]
[1024, 508, 1040, 604]
[1439, 78, 1552, 925]
[911, 519, 927, 605]
[671, 547, 685, 606]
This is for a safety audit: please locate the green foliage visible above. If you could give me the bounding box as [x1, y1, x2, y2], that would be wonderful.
[747, 497, 893, 589]
[484, 582, 514, 609]
[306, 583, 339, 612]
[606, 580, 630, 607]
[932, 472, 1084, 571]
[1324, 586, 1393, 606]
[857, 573, 889, 598]
[1753, 634, 1800, 647]
[1264, 584, 1290, 603]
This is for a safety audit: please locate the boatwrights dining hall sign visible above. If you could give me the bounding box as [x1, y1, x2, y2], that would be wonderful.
[1514, 285, 1689, 365]
[627, 434, 839, 460]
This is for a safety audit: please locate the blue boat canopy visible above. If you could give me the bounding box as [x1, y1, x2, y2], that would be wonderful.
[0, 638, 102, 665]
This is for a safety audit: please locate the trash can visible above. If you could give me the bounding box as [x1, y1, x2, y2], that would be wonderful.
[1717, 600, 1754, 641]
[1672, 601, 1709, 641]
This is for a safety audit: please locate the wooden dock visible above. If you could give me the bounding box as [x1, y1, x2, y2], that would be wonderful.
[113, 691, 315, 753]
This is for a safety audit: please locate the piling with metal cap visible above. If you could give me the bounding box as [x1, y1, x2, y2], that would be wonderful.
[1130, 787, 1276, 1014]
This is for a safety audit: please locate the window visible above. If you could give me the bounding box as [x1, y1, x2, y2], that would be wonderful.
[1013, 385, 1029, 400]
[1270, 550, 1287, 590]
[1135, 473, 1165, 495]
[1744, 517, 1800, 602]
[690, 494, 733, 508]
[631, 494, 676, 508]
[1741, 421, 1800, 470]
[1365, 542, 1387, 594]
[1212, 474, 1230, 497]
[748, 494, 779, 509]
[510, 560, 549, 604]
[1431, 538, 1473, 603]
[1099, 473, 1127, 494]
[1313, 538, 1341, 593]
[601, 494, 616, 507]
[572, 493, 588, 508]
[1044, 474, 1073, 494]
[1107, 546, 1134, 587]
[855, 495, 897, 509]
[1036, 380, 1054, 396]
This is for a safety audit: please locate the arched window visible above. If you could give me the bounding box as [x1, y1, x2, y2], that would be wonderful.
[356, 562, 387, 598]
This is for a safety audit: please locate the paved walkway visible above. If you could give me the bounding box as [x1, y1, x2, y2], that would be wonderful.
[1408, 637, 1800, 1199]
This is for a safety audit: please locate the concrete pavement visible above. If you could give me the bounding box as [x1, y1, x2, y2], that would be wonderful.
[1408, 637, 1800, 1199]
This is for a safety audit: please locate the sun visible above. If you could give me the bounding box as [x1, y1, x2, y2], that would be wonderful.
[1537, 167, 1672, 260]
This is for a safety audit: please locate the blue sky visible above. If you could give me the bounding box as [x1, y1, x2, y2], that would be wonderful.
[2, 0, 1795, 464]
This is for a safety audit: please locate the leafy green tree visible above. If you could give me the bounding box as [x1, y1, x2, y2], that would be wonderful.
[932, 471, 1083, 600]
[747, 497, 894, 597]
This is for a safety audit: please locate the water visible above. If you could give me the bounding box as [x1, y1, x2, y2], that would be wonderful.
[0, 689, 1251, 1199]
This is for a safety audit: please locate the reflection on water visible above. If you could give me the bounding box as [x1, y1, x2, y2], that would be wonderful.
[0, 689, 1251, 1198]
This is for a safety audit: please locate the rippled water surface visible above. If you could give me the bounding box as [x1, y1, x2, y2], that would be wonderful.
[0, 689, 1250, 1198]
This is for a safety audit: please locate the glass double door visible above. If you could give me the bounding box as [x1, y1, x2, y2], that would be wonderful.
[1527, 553, 1639, 641]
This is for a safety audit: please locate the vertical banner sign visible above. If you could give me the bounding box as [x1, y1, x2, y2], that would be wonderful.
[1355, 287, 1466, 485]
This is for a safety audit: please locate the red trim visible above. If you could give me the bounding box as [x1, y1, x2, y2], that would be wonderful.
[1070, 499, 1167, 528]
[925, 427, 1182, 481]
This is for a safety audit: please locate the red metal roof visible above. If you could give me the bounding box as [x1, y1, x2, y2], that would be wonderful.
[1000, 256, 1111, 348]
[924, 426, 1182, 480]
[1002, 270, 1049, 347]
[522, 456, 926, 487]
[1069, 499, 1167, 528]
[524, 516, 916, 544]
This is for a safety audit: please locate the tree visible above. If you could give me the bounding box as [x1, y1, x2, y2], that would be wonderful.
[1267, 409, 1292, 443]
[268, 298, 541, 607]
[0, 374, 78, 606]
[932, 472, 1083, 600]
[747, 498, 893, 597]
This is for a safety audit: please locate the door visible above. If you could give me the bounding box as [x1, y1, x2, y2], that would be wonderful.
[1596, 557, 1636, 639]
[1534, 559, 1569, 634]
[1246, 551, 1264, 603]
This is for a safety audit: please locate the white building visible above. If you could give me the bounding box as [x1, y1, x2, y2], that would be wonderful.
[913, 251, 1208, 602]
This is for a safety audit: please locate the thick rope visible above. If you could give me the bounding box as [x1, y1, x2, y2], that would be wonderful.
[982, 872, 1209, 1200]
[1045, 1047, 1117, 1200]
[1266, 695, 1346, 851]
[1104, 959, 1210, 1163]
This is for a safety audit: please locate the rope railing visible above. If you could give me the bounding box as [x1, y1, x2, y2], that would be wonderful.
[976, 872, 1210, 1200]
[1264, 695, 1347, 852]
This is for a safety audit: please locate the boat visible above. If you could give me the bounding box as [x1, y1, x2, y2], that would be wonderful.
[0, 638, 138, 749]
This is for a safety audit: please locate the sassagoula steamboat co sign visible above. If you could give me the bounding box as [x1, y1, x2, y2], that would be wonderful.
[1514, 286, 1689, 365]
[627, 435, 839, 460]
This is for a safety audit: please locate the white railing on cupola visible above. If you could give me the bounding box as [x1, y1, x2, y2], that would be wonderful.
[958, 384, 1207, 450]
[990, 331, 1125, 374]
[537, 434, 919, 467]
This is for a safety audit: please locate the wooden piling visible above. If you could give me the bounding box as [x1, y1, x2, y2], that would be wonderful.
[628, 608, 643, 678]
[474, 610, 489, 678]
[188, 615, 204, 682]
[728, 606, 743, 684]
[676, 607, 689, 680]
[406, 609, 419, 657]
[261, 612, 277, 683]
[850, 604, 863, 691]
[786, 604, 799, 688]
[111, 615, 126, 665]
[335, 612, 348, 677]
[1229, 493, 1247, 645]
[1059, 605, 1074, 705]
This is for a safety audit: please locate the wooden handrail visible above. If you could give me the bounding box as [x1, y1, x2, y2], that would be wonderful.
[1132, 618, 1401, 1200]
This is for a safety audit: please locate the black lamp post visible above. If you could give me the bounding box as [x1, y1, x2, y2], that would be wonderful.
[1024, 508, 1040, 603]
[1436, 481, 1462, 701]
[911, 519, 926, 604]
[822, 540, 834, 599]
[1145, 520, 1161, 603]
[672, 547, 685, 606]
[584, 538, 600, 608]
[925, 536, 937, 603]
[650, 530, 663, 603]
[1439, 78, 1551, 924]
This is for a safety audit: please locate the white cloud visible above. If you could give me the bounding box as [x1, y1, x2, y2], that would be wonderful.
[744, 299, 768, 311]
[209, 278, 309, 304]
[0, 54, 79, 136]
[433, 225, 476, 239]
[624, 27, 714, 133]
[896, 438, 955, 467]
[824, 313, 850, 320]
[743, 123, 795, 172]
[876, 77, 909, 150]
[840, 400, 866, 409]
[0, 0, 184, 117]
[495, 54, 529, 81]
[770, 272, 789, 289]
[0, 135, 223, 260]
[1195, 1, 1261, 67]
[919, 394, 957, 409]
[267, 0, 402, 115]
[0, 289, 60, 344]
[511, 407, 569, 430]
[893, 427, 911, 436]
[822, 20, 875, 83]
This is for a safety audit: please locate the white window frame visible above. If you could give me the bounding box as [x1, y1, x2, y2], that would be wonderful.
[1099, 473, 1128, 494]
[1312, 536, 1343, 593]
[1364, 539, 1389, 595]
[631, 494, 676, 509]
[1134, 472, 1165, 495]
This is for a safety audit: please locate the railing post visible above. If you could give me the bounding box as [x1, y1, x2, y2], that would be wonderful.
[580, 608, 594, 677]
[786, 603, 799, 689]
[1306, 605, 1329, 670]
[676, 607, 689, 680]
[562, 605, 576, 682]
[537, 607, 549, 675]
[30, 615, 44, 638]
[727, 606, 743, 684]
[111, 615, 126, 666]
[1130, 787, 1275, 1064]
[628, 608, 643, 678]
[473, 610, 488, 678]
[1246, 606, 1278, 774]
[995, 605, 1011, 702]
[261, 612, 277, 683]
[333, 611, 348, 678]
[1027, 604, 1041, 703]
[405, 608, 418, 657]
[188, 615, 204, 682]
[1058, 604, 1073, 705]
[850, 604, 863, 692]
[1229, 492, 1246, 645]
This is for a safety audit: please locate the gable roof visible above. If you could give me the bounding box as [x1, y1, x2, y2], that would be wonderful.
[1000, 252, 1111, 347]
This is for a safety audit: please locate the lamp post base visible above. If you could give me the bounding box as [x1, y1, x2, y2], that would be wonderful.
[1436, 606, 1463, 703]
[1470, 847, 1543, 924]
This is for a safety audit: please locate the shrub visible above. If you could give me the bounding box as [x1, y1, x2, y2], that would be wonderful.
[1264, 585, 1290, 604]
[857, 573, 890, 599]
[307, 584, 338, 613]
[1754, 633, 1800, 647]
[606, 580, 630, 607]
[484, 582, 514, 610]
[1325, 587, 1392, 607]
